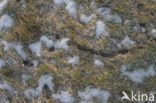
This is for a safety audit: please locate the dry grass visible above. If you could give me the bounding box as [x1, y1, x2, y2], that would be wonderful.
[0, 0, 156, 102]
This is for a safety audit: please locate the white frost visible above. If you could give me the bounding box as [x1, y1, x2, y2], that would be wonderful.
[54, 0, 77, 19]
[94, 59, 104, 66]
[2, 41, 27, 59]
[53, 0, 65, 6]
[0, 59, 5, 69]
[0, 81, 14, 93]
[0, 14, 14, 32]
[0, 0, 9, 15]
[121, 65, 156, 83]
[96, 21, 109, 38]
[78, 87, 111, 103]
[80, 14, 96, 24]
[14, 44, 27, 59]
[151, 29, 156, 38]
[40, 35, 54, 48]
[36, 74, 54, 93]
[118, 36, 135, 49]
[24, 89, 39, 100]
[65, 0, 77, 19]
[32, 60, 39, 67]
[24, 74, 54, 100]
[67, 56, 79, 66]
[97, 7, 122, 23]
[2, 40, 12, 51]
[53, 91, 74, 103]
[90, 0, 96, 9]
[20, 0, 26, 8]
[55, 38, 69, 50]
[22, 74, 31, 86]
[29, 42, 42, 57]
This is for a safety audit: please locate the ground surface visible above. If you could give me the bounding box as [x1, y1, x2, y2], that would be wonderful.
[0, 0, 156, 103]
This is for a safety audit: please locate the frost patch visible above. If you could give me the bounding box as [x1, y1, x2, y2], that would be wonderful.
[80, 14, 96, 24]
[94, 59, 104, 66]
[24, 88, 39, 100]
[2, 41, 27, 59]
[53, 0, 65, 6]
[29, 42, 42, 57]
[118, 36, 135, 49]
[0, 96, 6, 103]
[0, 0, 9, 15]
[22, 74, 31, 86]
[40, 35, 54, 48]
[55, 38, 69, 50]
[97, 7, 122, 23]
[0, 14, 14, 32]
[67, 56, 79, 66]
[0, 59, 5, 69]
[20, 0, 26, 8]
[2, 40, 12, 51]
[151, 29, 156, 38]
[53, 91, 74, 103]
[121, 65, 156, 83]
[36, 75, 54, 93]
[96, 21, 109, 38]
[24, 74, 54, 100]
[54, 0, 77, 19]
[65, 0, 77, 19]
[90, 0, 96, 9]
[78, 87, 111, 103]
[0, 81, 14, 94]
[31, 60, 39, 67]
[124, 20, 130, 24]
[29, 37, 69, 56]
[14, 44, 27, 59]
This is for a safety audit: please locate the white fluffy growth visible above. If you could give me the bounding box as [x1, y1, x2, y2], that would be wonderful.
[32, 60, 39, 67]
[53, 0, 65, 5]
[78, 87, 111, 103]
[21, 74, 31, 86]
[97, 7, 122, 23]
[29, 42, 42, 57]
[0, 59, 5, 69]
[80, 14, 96, 24]
[121, 65, 156, 83]
[0, 14, 14, 32]
[118, 36, 135, 49]
[0, 0, 9, 15]
[94, 59, 104, 66]
[53, 91, 74, 103]
[96, 21, 109, 38]
[14, 44, 27, 59]
[40, 35, 54, 48]
[151, 29, 156, 38]
[55, 38, 69, 50]
[124, 19, 130, 24]
[2, 41, 27, 59]
[24, 89, 39, 100]
[24, 74, 54, 100]
[36, 74, 54, 93]
[53, 0, 77, 19]
[0, 81, 14, 93]
[67, 56, 79, 66]
[90, 0, 96, 9]
[65, 0, 77, 19]
[20, 0, 26, 8]
[2, 40, 12, 51]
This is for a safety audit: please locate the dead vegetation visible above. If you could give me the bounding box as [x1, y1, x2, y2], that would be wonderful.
[0, 0, 156, 103]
